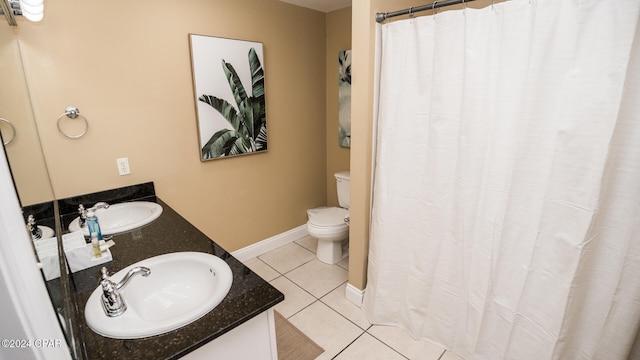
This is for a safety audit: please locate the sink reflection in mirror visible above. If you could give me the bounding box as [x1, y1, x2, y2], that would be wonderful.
[84, 252, 233, 339]
[68, 201, 163, 236]
[36, 225, 55, 240]
[26, 213, 55, 240]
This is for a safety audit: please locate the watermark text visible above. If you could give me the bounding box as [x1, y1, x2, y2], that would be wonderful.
[1, 339, 62, 348]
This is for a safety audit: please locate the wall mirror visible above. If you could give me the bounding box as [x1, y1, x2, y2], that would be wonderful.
[0, 20, 77, 358]
[0, 25, 54, 205]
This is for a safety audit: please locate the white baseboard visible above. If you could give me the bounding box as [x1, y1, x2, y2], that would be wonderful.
[231, 225, 309, 262]
[345, 283, 365, 307]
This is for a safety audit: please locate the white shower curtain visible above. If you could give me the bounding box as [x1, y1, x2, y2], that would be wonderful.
[363, 0, 640, 359]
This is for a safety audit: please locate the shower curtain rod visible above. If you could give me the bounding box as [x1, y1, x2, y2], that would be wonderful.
[375, 0, 478, 23]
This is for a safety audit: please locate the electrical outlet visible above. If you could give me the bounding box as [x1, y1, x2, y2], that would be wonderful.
[116, 157, 131, 176]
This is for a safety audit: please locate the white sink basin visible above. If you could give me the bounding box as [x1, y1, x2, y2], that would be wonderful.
[84, 252, 233, 339]
[68, 201, 162, 236]
[38, 225, 55, 239]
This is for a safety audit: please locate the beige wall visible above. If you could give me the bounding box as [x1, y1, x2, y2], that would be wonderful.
[0, 25, 53, 206]
[14, 0, 330, 252]
[349, 0, 375, 291]
[325, 7, 352, 206]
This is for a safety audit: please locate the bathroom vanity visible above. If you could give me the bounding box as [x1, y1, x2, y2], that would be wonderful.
[51, 183, 283, 359]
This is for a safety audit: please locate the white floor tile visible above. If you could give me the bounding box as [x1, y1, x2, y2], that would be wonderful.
[294, 235, 318, 253]
[337, 255, 349, 270]
[441, 350, 465, 360]
[258, 242, 315, 274]
[256, 236, 463, 360]
[368, 325, 446, 360]
[289, 301, 364, 360]
[242, 257, 280, 281]
[321, 283, 371, 330]
[268, 276, 316, 318]
[334, 333, 407, 360]
[286, 259, 348, 298]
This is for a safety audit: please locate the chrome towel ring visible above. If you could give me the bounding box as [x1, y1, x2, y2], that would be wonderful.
[0, 117, 16, 145]
[57, 106, 88, 139]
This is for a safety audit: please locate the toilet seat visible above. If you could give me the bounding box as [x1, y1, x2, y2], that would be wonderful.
[307, 207, 349, 228]
[306, 207, 349, 264]
[307, 222, 348, 236]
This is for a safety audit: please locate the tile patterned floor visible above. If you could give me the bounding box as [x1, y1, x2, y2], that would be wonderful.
[242, 235, 465, 360]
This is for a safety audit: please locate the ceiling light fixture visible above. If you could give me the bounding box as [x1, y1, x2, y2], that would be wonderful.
[19, 0, 43, 22]
[0, 0, 44, 25]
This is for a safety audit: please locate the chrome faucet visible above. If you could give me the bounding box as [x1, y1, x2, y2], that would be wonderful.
[99, 266, 150, 317]
[91, 202, 110, 211]
[27, 215, 42, 240]
[78, 202, 109, 228]
[77, 204, 87, 228]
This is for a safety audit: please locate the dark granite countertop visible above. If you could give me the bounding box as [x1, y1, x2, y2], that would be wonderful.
[61, 185, 283, 359]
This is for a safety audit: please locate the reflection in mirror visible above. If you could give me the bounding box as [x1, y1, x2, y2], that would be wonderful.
[0, 20, 76, 359]
[0, 22, 54, 206]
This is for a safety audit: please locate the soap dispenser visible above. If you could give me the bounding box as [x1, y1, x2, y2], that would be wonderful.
[86, 210, 103, 258]
[86, 210, 103, 241]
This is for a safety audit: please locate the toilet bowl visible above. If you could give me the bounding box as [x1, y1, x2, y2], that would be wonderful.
[307, 207, 349, 264]
[306, 171, 351, 264]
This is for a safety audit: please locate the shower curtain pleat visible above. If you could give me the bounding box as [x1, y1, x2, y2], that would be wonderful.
[363, 0, 640, 359]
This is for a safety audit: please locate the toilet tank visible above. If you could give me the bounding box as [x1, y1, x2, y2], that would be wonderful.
[335, 171, 350, 209]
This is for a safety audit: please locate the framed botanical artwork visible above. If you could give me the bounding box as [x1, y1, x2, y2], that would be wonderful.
[338, 50, 351, 148]
[189, 34, 268, 161]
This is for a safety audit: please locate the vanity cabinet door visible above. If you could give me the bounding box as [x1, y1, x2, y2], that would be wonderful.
[180, 308, 277, 360]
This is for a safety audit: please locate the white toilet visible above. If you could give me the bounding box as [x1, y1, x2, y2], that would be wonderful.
[307, 171, 350, 264]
